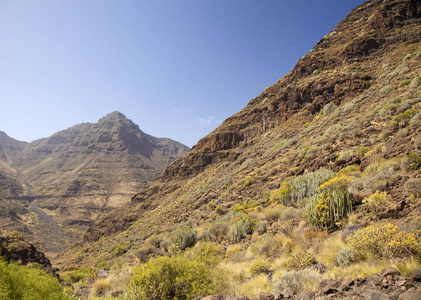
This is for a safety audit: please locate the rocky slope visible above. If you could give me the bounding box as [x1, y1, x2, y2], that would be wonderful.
[56, 0, 421, 298]
[0, 112, 189, 253]
[79, 0, 421, 246]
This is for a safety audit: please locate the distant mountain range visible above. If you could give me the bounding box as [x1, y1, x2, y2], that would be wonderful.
[0, 111, 189, 253]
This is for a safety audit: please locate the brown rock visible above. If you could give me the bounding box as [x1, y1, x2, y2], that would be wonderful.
[398, 287, 421, 300]
[381, 266, 401, 278]
[411, 269, 421, 282]
[259, 292, 275, 300]
[224, 296, 250, 300]
[202, 296, 221, 300]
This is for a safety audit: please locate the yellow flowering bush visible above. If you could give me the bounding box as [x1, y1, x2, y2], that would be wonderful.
[318, 175, 353, 192]
[347, 223, 420, 260]
[284, 251, 315, 270]
[362, 191, 388, 214]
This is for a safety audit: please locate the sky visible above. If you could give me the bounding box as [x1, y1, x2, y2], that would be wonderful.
[0, 0, 367, 148]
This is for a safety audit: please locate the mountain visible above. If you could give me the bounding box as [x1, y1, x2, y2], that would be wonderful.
[0, 112, 189, 253]
[57, 0, 421, 298]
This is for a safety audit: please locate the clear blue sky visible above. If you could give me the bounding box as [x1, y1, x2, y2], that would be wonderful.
[0, 0, 366, 148]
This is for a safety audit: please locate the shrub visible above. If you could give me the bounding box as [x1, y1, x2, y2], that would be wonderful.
[112, 243, 131, 257]
[183, 242, 225, 266]
[356, 147, 369, 157]
[391, 109, 418, 127]
[337, 247, 358, 266]
[215, 206, 225, 215]
[401, 153, 421, 171]
[136, 245, 154, 263]
[0, 258, 74, 300]
[306, 189, 353, 231]
[337, 151, 354, 161]
[275, 169, 336, 207]
[169, 227, 197, 251]
[227, 215, 255, 243]
[225, 246, 244, 262]
[404, 178, 421, 198]
[250, 262, 272, 276]
[380, 85, 394, 96]
[338, 165, 360, 176]
[250, 234, 280, 258]
[363, 191, 388, 214]
[347, 223, 420, 260]
[243, 176, 255, 187]
[128, 256, 227, 300]
[323, 102, 336, 115]
[399, 79, 411, 87]
[208, 222, 229, 242]
[284, 251, 315, 270]
[255, 220, 267, 234]
[272, 269, 321, 294]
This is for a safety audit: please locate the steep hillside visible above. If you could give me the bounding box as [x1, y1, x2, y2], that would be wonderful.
[0, 112, 189, 253]
[80, 0, 420, 245]
[0, 132, 30, 234]
[56, 0, 420, 298]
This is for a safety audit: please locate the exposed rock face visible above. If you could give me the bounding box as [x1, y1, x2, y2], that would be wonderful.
[0, 230, 56, 276]
[0, 112, 189, 252]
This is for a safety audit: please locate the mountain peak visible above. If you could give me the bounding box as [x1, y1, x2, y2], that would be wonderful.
[98, 111, 128, 123]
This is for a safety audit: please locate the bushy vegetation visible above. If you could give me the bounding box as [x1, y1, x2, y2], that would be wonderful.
[347, 223, 420, 260]
[273, 269, 321, 294]
[274, 169, 336, 207]
[337, 247, 358, 266]
[127, 243, 227, 300]
[227, 214, 255, 243]
[0, 258, 73, 300]
[250, 261, 272, 276]
[169, 227, 197, 251]
[306, 176, 353, 230]
[363, 191, 388, 214]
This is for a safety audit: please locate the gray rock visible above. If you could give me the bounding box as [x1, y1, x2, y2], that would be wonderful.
[96, 269, 109, 278]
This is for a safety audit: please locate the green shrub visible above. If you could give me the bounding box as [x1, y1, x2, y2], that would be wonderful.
[284, 251, 315, 270]
[337, 247, 357, 266]
[306, 188, 353, 231]
[391, 109, 418, 127]
[227, 215, 255, 243]
[183, 242, 225, 266]
[169, 227, 197, 251]
[338, 165, 360, 176]
[112, 243, 131, 257]
[399, 79, 411, 87]
[356, 147, 369, 157]
[250, 261, 272, 276]
[380, 85, 394, 96]
[128, 256, 227, 300]
[275, 169, 336, 207]
[273, 269, 321, 294]
[337, 150, 354, 161]
[347, 223, 420, 260]
[0, 258, 74, 300]
[243, 176, 255, 187]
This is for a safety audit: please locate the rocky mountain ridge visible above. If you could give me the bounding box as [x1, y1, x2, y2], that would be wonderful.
[0, 111, 189, 253]
[54, 0, 421, 298]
